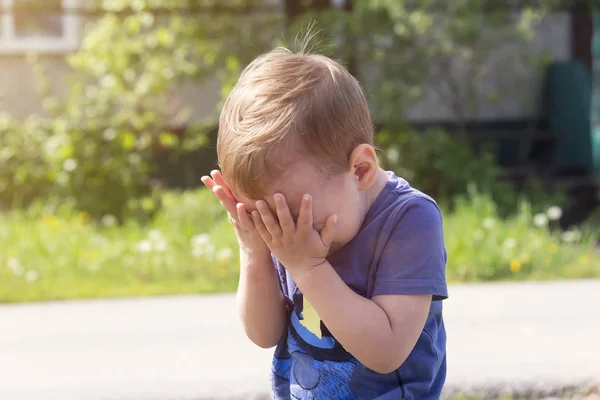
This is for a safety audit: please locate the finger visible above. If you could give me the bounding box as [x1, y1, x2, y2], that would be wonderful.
[256, 200, 282, 238]
[296, 194, 313, 236]
[237, 203, 255, 231]
[201, 175, 216, 191]
[211, 170, 234, 199]
[212, 185, 239, 220]
[320, 214, 338, 247]
[274, 194, 295, 235]
[252, 210, 272, 243]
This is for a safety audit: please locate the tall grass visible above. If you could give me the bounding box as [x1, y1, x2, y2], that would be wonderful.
[1, 188, 598, 303]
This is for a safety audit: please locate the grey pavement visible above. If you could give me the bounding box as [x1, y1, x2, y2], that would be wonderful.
[1, 280, 599, 400]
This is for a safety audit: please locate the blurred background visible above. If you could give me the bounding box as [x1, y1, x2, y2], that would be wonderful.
[1, 1, 600, 399]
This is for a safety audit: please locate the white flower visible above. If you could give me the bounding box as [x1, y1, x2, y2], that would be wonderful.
[101, 214, 117, 228]
[148, 229, 163, 242]
[547, 206, 563, 221]
[216, 248, 234, 263]
[7, 257, 23, 276]
[191, 234, 211, 247]
[92, 234, 108, 247]
[154, 240, 167, 252]
[192, 243, 215, 259]
[100, 74, 117, 88]
[483, 218, 496, 229]
[533, 213, 548, 228]
[25, 271, 39, 282]
[503, 238, 517, 249]
[63, 158, 78, 172]
[561, 230, 582, 243]
[136, 240, 152, 253]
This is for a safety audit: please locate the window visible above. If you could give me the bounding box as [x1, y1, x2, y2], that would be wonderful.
[0, 0, 79, 53]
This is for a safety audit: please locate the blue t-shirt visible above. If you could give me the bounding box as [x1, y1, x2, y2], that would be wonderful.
[270, 172, 448, 399]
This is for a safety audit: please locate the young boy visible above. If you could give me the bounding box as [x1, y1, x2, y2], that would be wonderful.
[201, 47, 448, 399]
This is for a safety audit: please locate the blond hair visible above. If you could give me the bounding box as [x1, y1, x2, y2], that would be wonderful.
[217, 47, 373, 199]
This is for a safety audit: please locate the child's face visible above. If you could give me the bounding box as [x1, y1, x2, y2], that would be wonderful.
[238, 160, 366, 255]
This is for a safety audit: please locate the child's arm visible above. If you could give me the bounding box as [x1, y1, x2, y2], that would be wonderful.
[252, 194, 446, 373]
[293, 262, 431, 374]
[236, 250, 288, 349]
[202, 172, 287, 349]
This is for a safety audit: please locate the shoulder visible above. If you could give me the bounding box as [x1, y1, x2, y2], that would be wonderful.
[383, 173, 443, 229]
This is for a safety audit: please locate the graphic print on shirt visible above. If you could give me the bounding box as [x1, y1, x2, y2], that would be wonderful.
[270, 290, 404, 400]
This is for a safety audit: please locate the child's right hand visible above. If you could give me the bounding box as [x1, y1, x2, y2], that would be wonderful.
[201, 170, 271, 261]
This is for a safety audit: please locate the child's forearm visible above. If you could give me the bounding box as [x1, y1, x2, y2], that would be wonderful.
[236, 251, 287, 349]
[293, 261, 426, 374]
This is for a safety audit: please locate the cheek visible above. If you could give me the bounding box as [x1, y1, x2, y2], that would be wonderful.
[332, 205, 362, 238]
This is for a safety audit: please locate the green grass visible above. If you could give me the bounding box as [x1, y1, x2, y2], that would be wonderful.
[1, 188, 599, 303]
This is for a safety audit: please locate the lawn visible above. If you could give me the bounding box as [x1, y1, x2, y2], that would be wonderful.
[1, 188, 599, 303]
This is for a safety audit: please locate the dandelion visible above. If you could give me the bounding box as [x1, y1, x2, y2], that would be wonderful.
[92, 234, 108, 247]
[101, 214, 117, 228]
[503, 238, 517, 250]
[136, 240, 152, 253]
[79, 211, 91, 224]
[483, 218, 496, 229]
[63, 158, 78, 172]
[148, 229, 163, 242]
[191, 234, 211, 247]
[533, 213, 548, 228]
[25, 271, 39, 282]
[216, 248, 234, 264]
[579, 254, 590, 265]
[510, 259, 522, 273]
[7, 257, 24, 276]
[43, 215, 60, 228]
[547, 206, 563, 221]
[561, 230, 582, 243]
[154, 240, 167, 253]
[100, 74, 117, 88]
[191, 234, 215, 259]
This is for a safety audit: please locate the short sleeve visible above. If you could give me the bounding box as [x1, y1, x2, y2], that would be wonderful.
[372, 196, 448, 301]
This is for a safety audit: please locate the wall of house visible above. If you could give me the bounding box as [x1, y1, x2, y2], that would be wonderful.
[0, 12, 571, 123]
[403, 12, 571, 122]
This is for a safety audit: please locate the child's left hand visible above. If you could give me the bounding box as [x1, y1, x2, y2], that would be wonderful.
[252, 193, 337, 279]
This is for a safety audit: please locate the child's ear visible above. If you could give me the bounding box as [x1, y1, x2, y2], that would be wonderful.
[348, 144, 378, 191]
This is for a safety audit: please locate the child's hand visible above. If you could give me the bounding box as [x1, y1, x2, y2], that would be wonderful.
[252, 193, 337, 279]
[201, 170, 270, 260]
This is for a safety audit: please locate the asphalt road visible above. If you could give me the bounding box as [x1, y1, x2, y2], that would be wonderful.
[1, 280, 599, 400]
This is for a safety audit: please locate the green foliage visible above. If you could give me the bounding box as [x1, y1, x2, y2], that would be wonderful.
[1, 187, 597, 303]
[444, 188, 597, 282]
[11, 0, 282, 220]
[377, 127, 566, 216]
[38, 7, 209, 220]
[2, 0, 563, 222]
[288, 1, 554, 129]
[0, 113, 55, 209]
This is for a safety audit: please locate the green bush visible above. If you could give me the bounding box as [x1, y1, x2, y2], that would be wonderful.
[377, 127, 566, 216]
[0, 113, 56, 210]
[8, 1, 280, 220]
